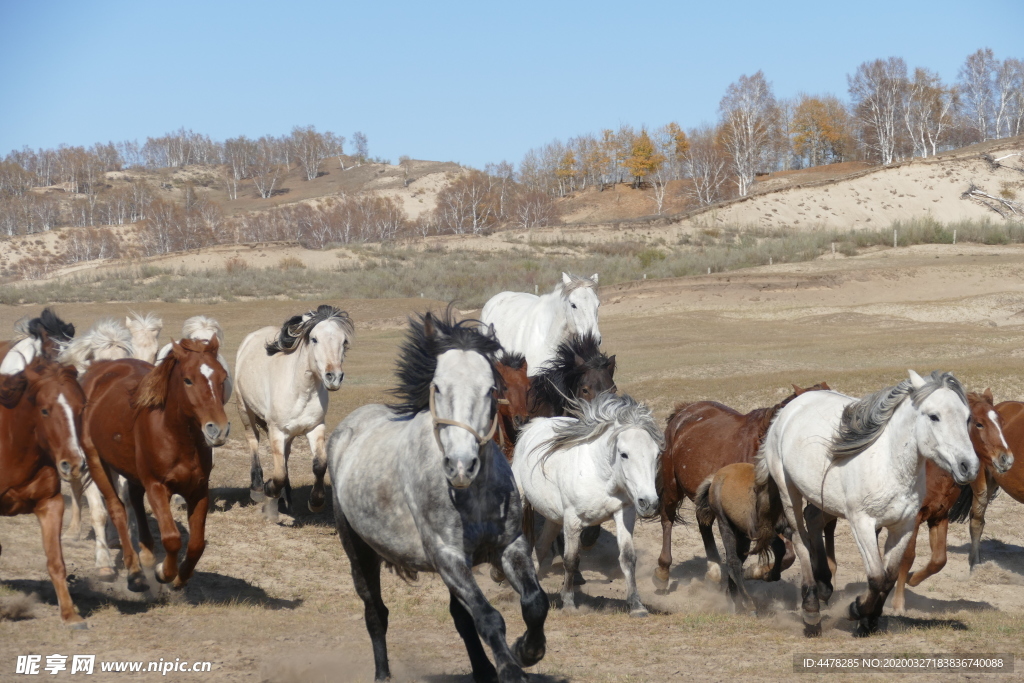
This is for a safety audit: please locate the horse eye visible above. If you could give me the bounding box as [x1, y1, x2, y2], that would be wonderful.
[929, 414, 940, 422]
[571, 303, 577, 309]
[41, 408, 49, 416]
[976, 422, 984, 429]
[184, 378, 193, 386]
[620, 452, 628, 459]
[311, 337, 318, 344]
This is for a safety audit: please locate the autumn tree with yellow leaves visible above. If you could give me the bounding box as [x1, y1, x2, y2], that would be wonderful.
[624, 129, 665, 188]
[792, 95, 852, 166]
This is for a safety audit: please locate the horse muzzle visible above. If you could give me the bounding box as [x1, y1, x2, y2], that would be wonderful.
[443, 454, 480, 489]
[57, 458, 81, 482]
[323, 371, 344, 391]
[204, 421, 230, 447]
[994, 450, 1014, 475]
[634, 496, 659, 519]
[953, 455, 980, 486]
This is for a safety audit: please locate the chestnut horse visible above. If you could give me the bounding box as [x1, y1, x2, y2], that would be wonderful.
[655, 383, 830, 589]
[79, 338, 229, 592]
[0, 358, 87, 627]
[495, 351, 530, 461]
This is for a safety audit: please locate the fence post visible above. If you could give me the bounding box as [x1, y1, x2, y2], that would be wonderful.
[894, 229, 897, 248]
[535, 284, 538, 294]
[832, 242, 836, 259]
[953, 229, 957, 245]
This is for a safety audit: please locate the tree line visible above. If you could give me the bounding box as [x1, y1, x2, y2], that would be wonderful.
[514, 48, 1024, 208]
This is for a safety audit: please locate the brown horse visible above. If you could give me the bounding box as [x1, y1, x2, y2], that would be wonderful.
[0, 358, 87, 627]
[495, 351, 530, 462]
[694, 462, 790, 614]
[655, 383, 830, 589]
[811, 390, 1013, 613]
[80, 338, 229, 592]
[528, 332, 616, 419]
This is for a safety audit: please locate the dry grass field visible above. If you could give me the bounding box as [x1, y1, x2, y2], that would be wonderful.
[3, 244, 1024, 681]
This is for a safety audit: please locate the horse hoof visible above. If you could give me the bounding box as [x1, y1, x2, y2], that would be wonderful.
[250, 488, 266, 503]
[630, 607, 649, 618]
[262, 499, 280, 523]
[705, 563, 722, 584]
[489, 566, 506, 584]
[307, 499, 324, 514]
[847, 599, 862, 621]
[64, 619, 89, 631]
[97, 568, 117, 583]
[513, 634, 545, 667]
[171, 576, 187, 590]
[126, 574, 149, 593]
[653, 566, 670, 589]
[108, 538, 122, 550]
[803, 621, 822, 638]
[155, 566, 171, 584]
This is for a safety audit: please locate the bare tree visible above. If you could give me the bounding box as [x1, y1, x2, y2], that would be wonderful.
[719, 71, 779, 196]
[903, 68, 956, 157]
[292, 125, 330, 181]
[684, 125, 729, 207]
[959, 48, 997, 141]
[352, 131, 369, 164]
[848, 57, 908, 165]
[248, 136, 284, 199]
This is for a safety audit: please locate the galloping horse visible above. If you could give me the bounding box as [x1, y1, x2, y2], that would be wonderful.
[758, 371, 978, 637]
[57, 318, 134, 373]
[514, 392, 663, 617]
[694, 462, 790, 614]
[79, 339, 230, 592]
[655, 383, 830, 589]
[327, 310, 547, 682]
[126, 311, 163, 364]
[495, 351, 530, 462]
[235, 305, 353, 518]
[0, 357, 87, 627]
[481, 272, 600, 377]
[157, 315, 233, 401]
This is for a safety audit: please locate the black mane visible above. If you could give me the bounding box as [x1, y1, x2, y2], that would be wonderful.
[28, 308, 75, 344]
[498, 350, 527, 370]
[266, 304, 353, 355]
[530, 333, 615, 416]
[390, 306, 503, 416]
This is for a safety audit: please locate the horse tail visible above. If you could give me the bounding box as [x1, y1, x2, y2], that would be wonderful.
[948, 485, 973, 523]
[694, 476, 716, 528]
[751, 473, 783, 565]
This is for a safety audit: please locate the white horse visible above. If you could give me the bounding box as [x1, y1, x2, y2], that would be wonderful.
[235, 305, 353, 519]
[327, 310, 547, 682]
[513, 392, 663, 617]
[480, 272, 600, 377]
[57, 318, 134, 373]
[157, 315, 232, 401]
[125, 311, 163, 364]
[757, 370, 979, 637]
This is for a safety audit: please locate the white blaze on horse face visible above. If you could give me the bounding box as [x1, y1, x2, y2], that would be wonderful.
[564, 283, 601, 343]
[200, 363, 218, 400]
[56, 393, 87, 463]
[916, 388, 978, 485]
[309, 319, 348, 391]
[434, 350, 493, 488]
[988, 410, 1010, 450]
[0, 337, 41, 375]
[613, 428, 660, 518]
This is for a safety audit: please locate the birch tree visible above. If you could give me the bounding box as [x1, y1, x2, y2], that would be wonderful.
[684, 125, 729, 206]
[958, 48, 997, 141]
[848, 57, 908, 164]
[719, 71, 779, 196]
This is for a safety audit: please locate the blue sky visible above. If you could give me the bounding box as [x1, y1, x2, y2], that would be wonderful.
[1, 0, 1021, 169]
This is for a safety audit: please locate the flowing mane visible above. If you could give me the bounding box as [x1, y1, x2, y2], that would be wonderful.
[128, 310, 164, 334]
[182, 315, 224, 343]
[557, 273, 598, 297]
[390, 307, 503, 417]
[265, 305, 354, 356]
[498, 350, 527, 370]
[134, 338, 213, 409]
[542, 392, 664, 459]
[530, 333, 614, 415]
[57, 318, 134, 371]
[24, 308, 76, 346]
[830, 371, 966, 461]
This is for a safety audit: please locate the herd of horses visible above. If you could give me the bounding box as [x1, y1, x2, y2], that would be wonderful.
[2, 271, 1024, 680]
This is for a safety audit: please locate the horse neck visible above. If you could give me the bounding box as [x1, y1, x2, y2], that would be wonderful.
[872, 400, 924, 483]
[537, 289, 568, 349]
[281, 343, 322, 393]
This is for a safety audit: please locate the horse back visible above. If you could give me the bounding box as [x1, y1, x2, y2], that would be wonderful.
[80, 359, 151, 478]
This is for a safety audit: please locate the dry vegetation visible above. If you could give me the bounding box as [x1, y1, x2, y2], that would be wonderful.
[3, 245, 1024, 680]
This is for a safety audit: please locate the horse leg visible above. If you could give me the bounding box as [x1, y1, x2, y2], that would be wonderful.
[79, 480, 116, 581]
[654, 500, 675, 589]
[612, 507, 646, 617]
[699, 519, 722, 580]
[764, 535, 788, 582]
[436, 551, 528, 683]
[127, 481, 154, 570]
[87, 455, 145, 592]
[892, 514, 923, 615]
[718, 515, 751, 615]
[777, 481, 819, 636]
[968, 474, 996, 570]
[499, 534, 548, 669]
[559, 517, 583, 610]
[146, 482, 182, 586]
[69, 476, 84, 539]
[173, 491, 209, 588]
[449, 589, 498, 683]
[237, 398, 265, 503]
[533, 517, 561, 573]
[908, 518, 949, 589]
[262, 427, 290, 519]
[307, 423, 328, 513]
[803, 505, 834, 605]
[334, 507, 390, 681]
[847, 514, 909, 636]
[33, 494, 85, 628]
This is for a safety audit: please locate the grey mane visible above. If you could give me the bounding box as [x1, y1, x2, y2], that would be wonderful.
[831, 371, 966, 460]
[558, 274, 598, 297]
[266, 304, 354, 355]
[542, 391, 664, 459]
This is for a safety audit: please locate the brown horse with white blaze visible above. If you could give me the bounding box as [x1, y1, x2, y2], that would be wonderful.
[655, 383, 830, 588]
[0, 358, 87, 627]
[80, 337, 229, 592]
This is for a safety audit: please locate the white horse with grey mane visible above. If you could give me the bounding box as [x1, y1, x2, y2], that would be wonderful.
[480, 272, 600, 377]
[757, 370, 979, 637]
[125, 310, 163, 364]
[235, 305, 353, 520]
[513, 391, 663, 617]
[327, 310, 547, 682]
[157, 315, 232, 401]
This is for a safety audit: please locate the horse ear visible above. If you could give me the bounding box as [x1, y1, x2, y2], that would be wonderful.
[608, 355, 616, 376]
[590, 273, 599, 283]
[821, 382, 830, 390]
[206, 335, 220, 354]
[574, 353, 586, 368]
[561, 272, 572, 285]
[792, 384, 804, 394]
[907, 369, 926, 389]
[423, 313, 435, 340]
[984, 387, 994, 403]
[125, 316, 132, 327]
[486, 323, 497, 340]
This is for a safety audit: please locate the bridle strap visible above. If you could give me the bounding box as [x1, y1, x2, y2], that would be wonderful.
[429, 383, 499, 453]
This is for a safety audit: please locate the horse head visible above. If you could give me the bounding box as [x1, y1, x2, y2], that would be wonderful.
[968, 389, 1014, 475]
[21, 359, 86, 482]
[267, 305, 353, 391]
[908, 369, 978, 486]
[496, 351, 530, 431]
[560, 272, 601, 344]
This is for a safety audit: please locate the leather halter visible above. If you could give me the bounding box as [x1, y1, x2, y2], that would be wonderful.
[429, 383, 499, 454]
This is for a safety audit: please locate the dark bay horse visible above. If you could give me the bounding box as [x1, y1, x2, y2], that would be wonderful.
[495, 351, 530, 462]
[0, 358, 87, 627]
[655, 383, 830, 588]
[694, 462, 790, 614]
[529, 332, 616, 418]
[80, 338, 230, 592]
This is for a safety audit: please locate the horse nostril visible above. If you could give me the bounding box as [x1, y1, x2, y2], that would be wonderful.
[338, 372, 345, 384]
[204, 422, 220, 439]
[59, 461, 71, 476]
[960, 461, 969, 475]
